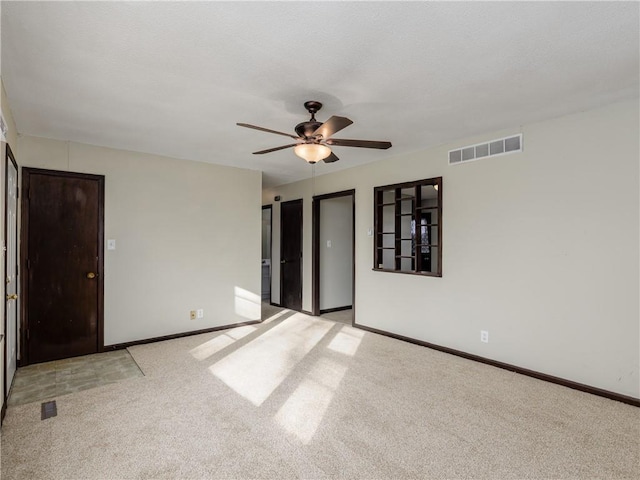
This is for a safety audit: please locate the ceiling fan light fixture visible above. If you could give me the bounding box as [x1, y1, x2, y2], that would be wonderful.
[294, 144, 331, 164]
[238, 100, 392, 164]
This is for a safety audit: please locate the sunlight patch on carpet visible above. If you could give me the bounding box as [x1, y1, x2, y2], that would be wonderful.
[209, 313, 333, 406]
[189, 325, 257, 361]
[327, 326, 365, 356]
[275, 357, 347, 444]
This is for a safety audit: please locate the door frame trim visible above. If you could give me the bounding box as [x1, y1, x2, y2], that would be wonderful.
[20, 167, 105, 366]
[312, 189, 356, 319]
[3, 144, 18, 416]
[279, 198, 303, 312]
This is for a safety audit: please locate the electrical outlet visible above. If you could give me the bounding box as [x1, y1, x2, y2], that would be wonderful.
[197, 309, 204, 319]
[190, 310, 196, 320]
[480, 330, 489, 343]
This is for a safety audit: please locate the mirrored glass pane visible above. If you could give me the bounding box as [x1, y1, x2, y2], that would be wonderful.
[418, 245, 439, 274]
[382, 205, 394, 235]
[425, 226, 439, 254]
[400, 215, 412, 240]
[430, 247, 439, 273]
[382, 189, 395, 204]
[416, 212, 436, 237]
[430, 207, 440, 225]
[374, 177, 442, 275]
[400, 239, 412, 257]
[382, 249, 395, 269]
[400, 187, 414, 200]
[381, 233, 394, 248]
[400, 200, 413, 216]
[400, 257, 414, 272]
[420, 184, 438, 202]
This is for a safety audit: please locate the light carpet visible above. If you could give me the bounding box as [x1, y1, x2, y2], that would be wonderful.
[1, 309, 638, 479]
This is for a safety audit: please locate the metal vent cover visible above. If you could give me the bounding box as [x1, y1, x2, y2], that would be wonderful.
[449, 134, 522, 165]
[41, 400, 57, 420]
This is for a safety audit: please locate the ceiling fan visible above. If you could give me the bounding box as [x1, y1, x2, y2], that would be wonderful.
[237, 101, 392, 164]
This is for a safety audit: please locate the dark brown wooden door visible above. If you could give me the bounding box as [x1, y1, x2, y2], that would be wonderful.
[280, 199, 302, 311]
[22, 168, 104, 364]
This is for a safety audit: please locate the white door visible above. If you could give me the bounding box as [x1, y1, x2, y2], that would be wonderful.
[5, 153, 18, 394]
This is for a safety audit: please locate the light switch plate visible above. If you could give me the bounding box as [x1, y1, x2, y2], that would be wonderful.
[107, 239, 116, 250]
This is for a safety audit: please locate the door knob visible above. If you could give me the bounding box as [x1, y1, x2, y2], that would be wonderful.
[281, 260, 286, 264]
[87, 272, 97, 279]
[6, 294, 17, 300]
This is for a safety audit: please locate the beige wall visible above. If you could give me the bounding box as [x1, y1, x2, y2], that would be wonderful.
[319, 195, 353, 310]
[1, 78, 18, 148]
[18, 136, 262, 345]
[264, 99, 640, 398]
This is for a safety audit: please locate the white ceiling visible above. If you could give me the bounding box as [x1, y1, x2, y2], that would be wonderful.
[1, 2, 638, 187]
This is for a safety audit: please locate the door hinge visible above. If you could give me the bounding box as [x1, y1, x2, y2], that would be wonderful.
[27, 259, 31, 269]
[26, 329, 30, 341]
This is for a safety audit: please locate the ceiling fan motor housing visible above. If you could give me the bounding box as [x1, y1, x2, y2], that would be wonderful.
[295, 100, 324, 139]
[295, 121, 323, 139]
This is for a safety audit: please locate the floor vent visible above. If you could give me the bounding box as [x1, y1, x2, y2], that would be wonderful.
[41, 400, 57, 420]
[449, 134, 522, 165]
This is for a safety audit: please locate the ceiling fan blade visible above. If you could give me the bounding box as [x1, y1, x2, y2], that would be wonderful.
[313, 116, 353, 139]
[322, 152, 340, 163]
[237, 123, 300, 140]
[252, 144, 298, 155]
[325, 138, 392, 149]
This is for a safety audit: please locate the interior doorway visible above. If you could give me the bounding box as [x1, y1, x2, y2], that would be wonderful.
[261, 205, 272, 302]
[280, 199, 302, 311]
[3, 144, 19, 412]
[21, 168, 105, 365]
[312, 190, 355, 323]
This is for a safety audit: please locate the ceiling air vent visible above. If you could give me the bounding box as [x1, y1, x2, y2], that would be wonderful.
[449, 134, 522, 165]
